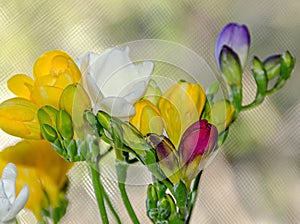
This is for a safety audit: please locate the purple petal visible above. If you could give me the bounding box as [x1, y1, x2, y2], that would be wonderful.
[215, 23, 250, 68]
[146, 133, 178, 170]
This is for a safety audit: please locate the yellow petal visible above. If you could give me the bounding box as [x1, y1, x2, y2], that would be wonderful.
[30, 86, 63, 108]
[130, 99, 164, 135]
[7, 74, 34, 99]
[158, 82, 206, 147]
[33, 50, 81, 83]
[0, 140, 73, 219]
[0, 97, 41, 139]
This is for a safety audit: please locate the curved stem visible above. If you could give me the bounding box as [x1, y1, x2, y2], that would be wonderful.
[102, 189, 122, 224]
[186, 170, 203, 223]
[118, 182, 140, 224]
[90, 166, 109, 224]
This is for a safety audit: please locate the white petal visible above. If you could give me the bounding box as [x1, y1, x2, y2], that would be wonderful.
[2, 163, 17, 204]
[86, 73, 104, 105]
[94, 48, 154, 98]
[123, 80, 148, 103]
[2, 185, 29, 222]
[95, 97, 136, 118]
[0, 179, 10, 220]
[77, 52, 104, 105]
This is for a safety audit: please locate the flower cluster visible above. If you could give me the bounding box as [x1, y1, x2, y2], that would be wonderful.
[0, 23, 295, 223]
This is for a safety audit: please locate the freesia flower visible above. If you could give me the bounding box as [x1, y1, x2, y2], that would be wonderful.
[147, 120, 218, 187]
[130, 99, 164, 136]
[215, 23, 250, 69]
[76, 47, 154, 118]
[178, 120, 218, 184]
[0, 50, 82, 139]
[0, 163, 29, 224]
[0, 140, 73, 221]
[135, 81, 218, 186]
[158, 81, 206, 147]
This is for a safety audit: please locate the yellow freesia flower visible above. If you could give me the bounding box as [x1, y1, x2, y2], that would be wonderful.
[0, 140, 73, 221]
[130, 99, 164, 136]
[0, 50, 82, 139]
[158, 81, 206, 147]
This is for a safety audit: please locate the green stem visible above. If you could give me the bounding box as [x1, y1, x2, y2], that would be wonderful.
[118, 181, 140, 224]
[102, 188, 122, 224]
[90, 166, 109, 224]
[186, 170, 203, 223]
[115, 150, 139, 224]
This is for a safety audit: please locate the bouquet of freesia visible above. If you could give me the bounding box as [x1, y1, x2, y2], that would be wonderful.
[0, 23, 295, 223]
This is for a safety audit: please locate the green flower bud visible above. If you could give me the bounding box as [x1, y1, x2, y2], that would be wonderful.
[97, 111, 112, 132]
[41, 123, 58, 142]
[56, 110, 74, 139]
[158, 196, 171, 220]
[38, 105, 58, 127]
[280, 51, 295, 80]
[146, 184, 158, 211]
[219, 46, 243, 87]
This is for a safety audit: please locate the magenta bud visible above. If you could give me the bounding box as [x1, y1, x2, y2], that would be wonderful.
[178, 120, 218, 165]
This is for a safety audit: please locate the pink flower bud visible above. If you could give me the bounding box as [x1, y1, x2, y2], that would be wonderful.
[178, 120, 218, 182]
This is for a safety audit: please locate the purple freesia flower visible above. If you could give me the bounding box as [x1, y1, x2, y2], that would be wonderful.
[147, 120, 218, 186]
[178, 120, 218, 165]
[215, 23, 250, 69]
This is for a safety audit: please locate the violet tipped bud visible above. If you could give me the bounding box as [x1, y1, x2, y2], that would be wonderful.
[215, 23, 250, 69]
[146, 133, 181, 184]
[219, 46, 243, 87]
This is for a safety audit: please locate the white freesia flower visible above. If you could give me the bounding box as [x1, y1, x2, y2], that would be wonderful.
[0, 163, 29, 224]
[76, 47, 154, 118]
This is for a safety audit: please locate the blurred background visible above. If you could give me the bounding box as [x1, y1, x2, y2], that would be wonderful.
[1, 0, 300, 223]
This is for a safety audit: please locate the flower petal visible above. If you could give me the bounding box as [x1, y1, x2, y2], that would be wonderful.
[0, 98, 41, 139]
[96, 97, 136, 118]
[81, 48, 153, 98]
[33, 50, 80, 80]
[7, 74, 34, 99]
[158, 82, 206, 147]
[2, 163, 17, 204]
[30, 86, 63, 108]
[2, 185, 29, 222]
[215, 23, 250, 68]
[130, 99, 164, 135]
[179, 120, 218, 164]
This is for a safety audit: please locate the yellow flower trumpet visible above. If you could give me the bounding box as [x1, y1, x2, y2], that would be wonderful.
[158, 81, 206, 147]
[0, 50, 82, 139]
